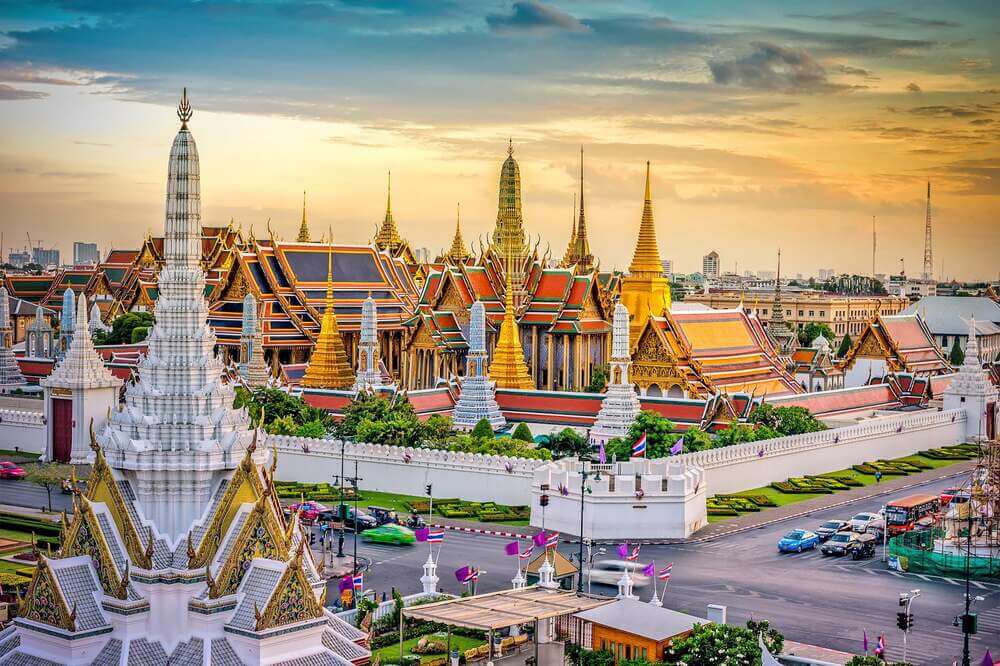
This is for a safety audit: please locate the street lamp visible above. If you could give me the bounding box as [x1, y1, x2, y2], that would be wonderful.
[336, 438, 348, 558]
[896, 588, 920, 664]
[576, 456, 601, 595]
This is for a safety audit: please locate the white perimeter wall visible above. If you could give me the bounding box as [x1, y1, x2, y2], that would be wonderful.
[271, 437, 543, 505]
[0, 408, 45, 454]
[674, 408, 967, 496]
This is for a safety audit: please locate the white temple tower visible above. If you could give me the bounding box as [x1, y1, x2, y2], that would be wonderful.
[0, 287, 26, 393]
[452, 300, 506, 429]
[353, 293, 393, 392]
[943, 315, 999, 442]
[589, 301, 641, 446]
[25, 306, 55, 359]
[239, 292, 269, 388]
[41, 295, 122, 463]
[57, 287, 75, 358]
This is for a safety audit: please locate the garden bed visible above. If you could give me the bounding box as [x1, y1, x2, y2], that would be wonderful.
[373, 633, 485, 665]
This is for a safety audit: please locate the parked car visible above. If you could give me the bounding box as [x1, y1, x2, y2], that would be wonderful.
[848, 532, 877, 560]
[777, 529, 820, 553]
[821, 531, 859, 556]
[815, 520, 849, 541]
[361, 524, 416, 545]
[0, 462, 26, 480]
[849, 512, 882, 533]
[589, 560, 651, 589]
[940, 488, 971, 506]
[287, 501, 328, 524]
[317, 505, 378, 531]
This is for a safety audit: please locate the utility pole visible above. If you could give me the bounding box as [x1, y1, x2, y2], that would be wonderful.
[336, 439, 346, 558]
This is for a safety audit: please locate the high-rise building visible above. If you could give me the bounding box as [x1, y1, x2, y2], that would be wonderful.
[73, 241, 100, 265]
[702, 251, 720, 279]
[32, 247, 60, 267]
[7, 250, 30, 267]
[661, 259, 673, 277]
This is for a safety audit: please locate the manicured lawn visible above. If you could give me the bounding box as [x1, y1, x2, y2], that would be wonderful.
[373, 633, 484, 664]
[355, 490, 432, 517]
[0, 528, 34, 543]
[0, 559, 34, 576]
[0, 450, 40, 459]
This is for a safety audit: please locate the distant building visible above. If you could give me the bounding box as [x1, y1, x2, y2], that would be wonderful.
[7, 251, 30, 267]
[757, 270, 776, 280]
[661, 259, 673, 277]
[574, 598, 704, 662]
[888, 274, 937, 299]
[702, 251, 720, 279]
[32, 247, 60, 267]
[817, 268, 835, 280]
[901, 296, 1000, 361]
[73, 242, 99, 265]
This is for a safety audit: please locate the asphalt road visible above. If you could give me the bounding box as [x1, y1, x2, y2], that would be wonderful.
[319, 474, 998, 666]
[0, 479, 73, 513]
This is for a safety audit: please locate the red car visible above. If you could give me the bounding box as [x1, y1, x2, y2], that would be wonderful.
[287, 501, 328, 523]
[0, 461, 26, 479]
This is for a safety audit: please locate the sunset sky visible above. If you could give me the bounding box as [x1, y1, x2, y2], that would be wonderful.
[0, 1, 997, 280]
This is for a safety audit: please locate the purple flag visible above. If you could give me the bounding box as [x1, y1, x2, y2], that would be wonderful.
[338, 575, 352, 592]
[862, 629, 868, 654]
[669, 438, 683, 456]
[415, 527, 430, 542]
[598, 440, 607, 464]
[983, 649, 994, 666]
[532, 532, 547, 548]
[641, 561, 655, 577]
[617, 543, 628, 559]
[504, 541, 520, 556]
[454, 566, 471, 582]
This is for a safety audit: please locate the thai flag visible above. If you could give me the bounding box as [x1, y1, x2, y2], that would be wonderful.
[352, 574, 363, 590]
[456, 566, 478, 583]
[632, 432, 647, 457]
[427, 530, 445, 543]
[545, 532, 559, 550]
[626, 545, 641, 561]
[658, 563, 673, 581]
[519, 546, 533, 560]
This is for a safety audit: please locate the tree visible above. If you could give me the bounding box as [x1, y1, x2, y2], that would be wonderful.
[584, 365, 609, 393]
[949, 337, 965, 366]
[512, 423, 533, 442]
[335, 391, 417, 441]
[668, 621, 783, 666]
[422, 414, 454, 442]
[750, 404, 825, 435]
[471, 419, 495, 440]
[93, 311, 155, 346]
[542, 428, 588, 458]
[26, 463, 73, 512]
[625, 411, 677, 458]
[836, 333, 853, 358]
[798, 322, 835, 347]
[235, 387, 333, 433]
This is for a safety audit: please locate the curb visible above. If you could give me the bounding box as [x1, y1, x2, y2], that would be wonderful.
[430, 524, 531, 540]
[688, 467, 972, 544]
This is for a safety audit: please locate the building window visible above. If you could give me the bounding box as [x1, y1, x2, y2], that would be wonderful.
[941, 335, 948, 348]
[808, 310, 814, 317]
[798, 310, 804, 317]
[820, 311, 825, 317]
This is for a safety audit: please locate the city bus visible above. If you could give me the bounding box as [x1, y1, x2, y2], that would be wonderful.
[884, 494, 940, 536]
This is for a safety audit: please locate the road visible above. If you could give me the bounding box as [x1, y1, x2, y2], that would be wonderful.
[320, 474, 997, 666]
[0, 479, 73, 513]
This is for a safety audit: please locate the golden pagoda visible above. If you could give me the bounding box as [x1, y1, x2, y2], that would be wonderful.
[300, 242, 354, 389]
[373, 171, 404, 254]
[442, 203, 471, 264]
[619, 161, 671, 345]
[488, 261, 534, 390]
[297, 190, 311, 242]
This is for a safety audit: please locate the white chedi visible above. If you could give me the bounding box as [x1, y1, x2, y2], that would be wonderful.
[452, 300, 506, 429]
[590, 302, 641, 446]
[353, 293, 394, 392]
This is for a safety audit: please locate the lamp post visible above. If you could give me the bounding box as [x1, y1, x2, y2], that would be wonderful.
[336, 438, 347, 558]
[576, 457, 601, 595]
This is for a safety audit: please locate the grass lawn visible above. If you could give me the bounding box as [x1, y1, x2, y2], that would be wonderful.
[0, 528, 34, 543]
[355, 490, 430, 516]
[0, 559, 34, 575]
[0, 450, 40, 459]
[373, 633, 484, 664]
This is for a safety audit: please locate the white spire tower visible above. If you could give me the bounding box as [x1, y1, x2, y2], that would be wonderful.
[0, 287, 26, 393]
[452, 300, 506, 429]
[353, 293, 393, 392]
[57, 287, 75, 357]
[943, 315, 999, 442]
[97, 89, 262, 540]
[239, 292, 269, 387]
[590, 301, 641, 446]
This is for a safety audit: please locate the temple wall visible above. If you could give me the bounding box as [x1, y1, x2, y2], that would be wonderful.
[0, 408, 45, 454]
[674, 408, 966, 496]
[271, 436, 543, 505]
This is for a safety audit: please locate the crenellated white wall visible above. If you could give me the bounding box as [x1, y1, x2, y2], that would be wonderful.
[271, 436, 543, 505]
[0, 408, 45, 454]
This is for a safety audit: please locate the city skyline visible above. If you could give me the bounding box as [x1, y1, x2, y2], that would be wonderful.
[1, 1, 998, 279]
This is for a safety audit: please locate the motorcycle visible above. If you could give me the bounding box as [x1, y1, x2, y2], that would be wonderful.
[406, 514, 426, 529]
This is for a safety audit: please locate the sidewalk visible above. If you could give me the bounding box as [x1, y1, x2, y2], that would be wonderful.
[0, 503, 62, 522]
[689, 459, 976, 542]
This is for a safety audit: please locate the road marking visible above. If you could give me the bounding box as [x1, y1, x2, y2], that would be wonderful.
[970, 581, 987, 589]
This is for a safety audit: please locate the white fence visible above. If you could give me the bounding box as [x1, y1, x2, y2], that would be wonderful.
[272, 437, 545, 505]
[0, 408, 45, 455]
[674, 408, 967, 495]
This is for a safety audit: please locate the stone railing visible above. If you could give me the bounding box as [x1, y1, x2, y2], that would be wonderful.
[0, 409, 45, 426]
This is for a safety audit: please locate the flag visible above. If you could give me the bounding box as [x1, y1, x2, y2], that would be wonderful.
[863, 629, 868, 654]
[598, 440, 607, 464]
[519, 546, 533, 560]
[415, 527, 430, 542]
[658, 563, 673, 581]
[875, 634, 885, 656]
[533, 532, 547, 548]
[426, 530, 444, 543]
[545, 532, 559, 549]
[338, 575, 353, 592]
[504, 541, 520, 556]
[626, 545, 641, 561]
[455, 566, 478, 583]
[352, 574, 363, 590]
[669, 438, 683, 456]
[617, 543, 628, 559]
[641, 562, 654, 577]
[759, 634, 781, 666]
[632, 432, 647, 457]
[983, 649, 994, 666]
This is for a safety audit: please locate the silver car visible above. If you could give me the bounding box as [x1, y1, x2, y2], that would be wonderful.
[588, 560, 651, 588]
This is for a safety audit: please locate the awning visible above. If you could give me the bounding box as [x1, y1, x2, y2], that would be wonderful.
[402, 586, 614, 630]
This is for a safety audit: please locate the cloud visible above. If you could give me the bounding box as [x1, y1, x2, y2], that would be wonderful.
[708, 41, 855, 93]
[0, 84, 47, 100]
[486, 1, 587, 35]
[0, 65, 82, 86]
[906, 82, 922, 93]
[834, 64, 876, 79]
[787, 10, 960, 29]
[959, 57, 992, 71]
[903, 104, 997, 118]
[940, 158, 1000, 195]
[969, 118, 994, 126]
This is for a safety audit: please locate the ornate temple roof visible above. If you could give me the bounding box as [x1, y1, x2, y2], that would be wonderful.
[297, 191, 311, 243]
[373, 172, 407, 255]
[837, 313, 952, 376]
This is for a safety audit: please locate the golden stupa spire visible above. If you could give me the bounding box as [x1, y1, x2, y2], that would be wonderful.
[300, 232, 354, 389]
[628, 161, 662, 275]
[445, 203, 470, 264]
[488, 245, 534, 390]
[296, 190, 311, 242]
[561, 193, 578, 267]
[373, 171, 403, 253]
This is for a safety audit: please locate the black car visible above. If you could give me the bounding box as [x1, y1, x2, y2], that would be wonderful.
[820, 531, 858, 556]
[815, 520, 849, 542]
[317, 505, 378, 531]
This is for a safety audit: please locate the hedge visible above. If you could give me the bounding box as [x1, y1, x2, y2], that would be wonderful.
[0, 515, 62, 538]
[771, 481, 832, 494]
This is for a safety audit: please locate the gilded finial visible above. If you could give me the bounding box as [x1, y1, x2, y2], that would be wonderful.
[115, 561, 130, 600]
[177, 88, 193, 129]
[507, 137, 513, 156]
[297, 191, 311, 242]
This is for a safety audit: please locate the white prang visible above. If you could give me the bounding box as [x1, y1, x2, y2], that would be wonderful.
[353, 293, 394, 392]
[41, 295, 122, 462]
[96, 114, 262, 541]
[943, 314, 999, 442]
[0, 287, 27, 392]
[589, 302, 641, 446]
[239, 292, 269, 388]
[452, 300, 506, 430]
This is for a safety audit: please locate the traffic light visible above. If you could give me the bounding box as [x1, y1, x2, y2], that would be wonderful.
[425, 484, 433, 496]
[896, 612, 914, 631]
[961, 612, 978, 634]
[540, 494, 549, 507]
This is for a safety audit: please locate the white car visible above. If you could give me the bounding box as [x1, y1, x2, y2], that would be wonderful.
[588, 560, 651, 588]
[849, 512, 881, 533]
